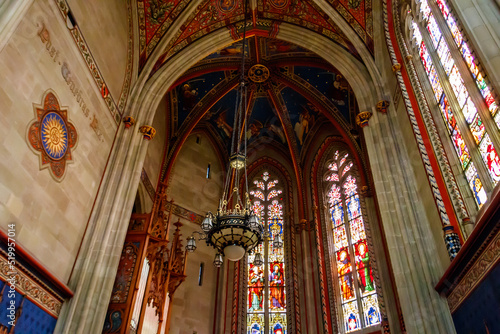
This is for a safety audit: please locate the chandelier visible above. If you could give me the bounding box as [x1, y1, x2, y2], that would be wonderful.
[185, 0, 274, 267]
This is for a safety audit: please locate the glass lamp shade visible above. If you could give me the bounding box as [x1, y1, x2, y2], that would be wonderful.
[273, 234, 283, 249]
[253, 252, 264, 266]
[224, 244, 246, 261]
[201, 215, 213, 232]
[248, 214, 260, 230]
[213, 253, 223, 267]
[186, 236, 196, 252]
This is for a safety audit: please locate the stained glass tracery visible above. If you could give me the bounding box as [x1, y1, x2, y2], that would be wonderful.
[325, 151, 381, 332]
[411, 10, 493, 207]
[247, 171, 287, 334]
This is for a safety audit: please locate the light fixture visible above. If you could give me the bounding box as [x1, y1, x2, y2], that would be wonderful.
[186, 0, 265, 266]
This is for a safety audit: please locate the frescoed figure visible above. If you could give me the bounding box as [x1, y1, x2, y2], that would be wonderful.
[269, 264, 285, 310]
[182, 83, 198, 111]
[215, 110, 233, 139]
[329, 74, 348, 105]
[248, 265, 264, 312]
[294, 106, 314, 145]
[247, 120, 263, 139]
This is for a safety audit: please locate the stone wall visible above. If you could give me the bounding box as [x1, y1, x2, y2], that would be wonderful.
[0, 0, 117, 283]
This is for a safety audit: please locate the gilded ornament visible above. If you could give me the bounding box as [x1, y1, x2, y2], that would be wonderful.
[248, 64, 270, 83]
[392, 63, 401, 72]
[376, 100, 390, 113]
[139, 125, 156, 140]
[123, 116, 135, 128]
[356, 111, 373, 128]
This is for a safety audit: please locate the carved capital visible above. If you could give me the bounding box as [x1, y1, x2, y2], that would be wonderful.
[123, 116, 135, 128]
[356, 111, 373, 128]
[376, 100, 390, 113]
[360, 186, 372, 197]
[294, 219, 314, 234]
[392, 63, 401, 72]
[139, 125, 156, 140]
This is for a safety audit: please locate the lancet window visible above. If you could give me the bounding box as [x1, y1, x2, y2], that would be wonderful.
[247, 171, 287, 334]
[410, 0, 500, 207]
[325, 151, 381, 332]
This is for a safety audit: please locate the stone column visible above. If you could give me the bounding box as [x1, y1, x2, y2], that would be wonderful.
[359, 107, 456, 333]
[55, 122, 154, 333]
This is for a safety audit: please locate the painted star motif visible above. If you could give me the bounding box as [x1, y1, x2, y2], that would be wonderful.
[27, 91, 77, 181]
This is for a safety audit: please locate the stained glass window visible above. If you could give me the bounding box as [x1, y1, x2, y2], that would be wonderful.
[435, 0, 500, 126]
[247, 171, 287, 334]
[325, 150, 381, 332]
[411, 11, 493, 207]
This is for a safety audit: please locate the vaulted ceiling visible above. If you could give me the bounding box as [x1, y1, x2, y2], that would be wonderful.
[137, 0, 373, 182]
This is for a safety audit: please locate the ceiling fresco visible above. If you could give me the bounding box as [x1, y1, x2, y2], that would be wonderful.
[137, 0, 373, 73]
[165, 37, 359, 169]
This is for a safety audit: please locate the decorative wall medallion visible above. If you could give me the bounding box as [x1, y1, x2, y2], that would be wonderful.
[217, 0, 236, 13]
[248, 64, 270, 83]
[27, 91, 77, 181]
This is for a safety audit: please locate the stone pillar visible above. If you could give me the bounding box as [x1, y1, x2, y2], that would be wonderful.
[55, 121, 152, 333]
[360, 106, 456, 333]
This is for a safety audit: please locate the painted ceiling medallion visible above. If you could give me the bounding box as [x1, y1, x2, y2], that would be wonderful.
[27, 91, 77, 181]
[217, 0, 236, 13]
[248, 64, 270, 83]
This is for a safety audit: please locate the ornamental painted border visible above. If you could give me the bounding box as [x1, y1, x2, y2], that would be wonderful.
[0, 252, 63, 318]
[27, 91, 78, 182]
[447, 229, 500, 312]
[54, 0, 134, 124]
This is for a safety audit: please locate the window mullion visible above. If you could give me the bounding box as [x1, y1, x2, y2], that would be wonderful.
[264, 193, 270, 333]
[427, 0, 500, 157]
[416, 19, 494, 192]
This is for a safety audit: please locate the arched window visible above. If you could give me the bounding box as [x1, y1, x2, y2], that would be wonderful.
[409, 0, 500, 207]
[325, 150, 381, 332]
[246, 171, 287, 334]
